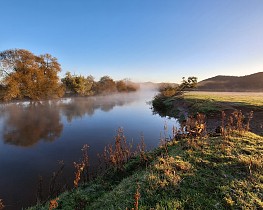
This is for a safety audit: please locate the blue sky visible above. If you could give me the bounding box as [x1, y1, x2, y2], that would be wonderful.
[1, 0, 263, 83]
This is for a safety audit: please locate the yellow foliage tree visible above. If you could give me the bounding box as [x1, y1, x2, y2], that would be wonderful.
[0, 49, 64, 101]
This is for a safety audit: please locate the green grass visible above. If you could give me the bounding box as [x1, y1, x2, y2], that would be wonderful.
[28, 131, 263, 210]
[185, 91, 263, 107]
[179, 91, 263, 117]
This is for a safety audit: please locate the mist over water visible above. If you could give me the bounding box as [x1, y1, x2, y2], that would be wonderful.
[0, 90, 179, 210]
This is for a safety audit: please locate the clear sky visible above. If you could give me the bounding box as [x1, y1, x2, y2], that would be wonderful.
[1, 0, 263, 83]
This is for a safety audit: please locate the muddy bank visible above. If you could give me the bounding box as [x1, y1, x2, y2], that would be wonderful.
[171, 98, 263, 136]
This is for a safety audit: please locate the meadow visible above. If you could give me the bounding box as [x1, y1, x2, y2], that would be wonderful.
[184, 91, 263, 107]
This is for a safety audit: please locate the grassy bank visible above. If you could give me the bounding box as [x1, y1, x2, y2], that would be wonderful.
[28, 128, 263, 209]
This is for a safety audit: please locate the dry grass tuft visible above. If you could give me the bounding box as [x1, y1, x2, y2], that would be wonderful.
[221, 110, 254, 138]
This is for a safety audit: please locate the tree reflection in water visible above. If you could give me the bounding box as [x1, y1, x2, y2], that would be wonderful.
[0, 93, 139, 147]
[2, 101, 63, 147]
[60, 94, 136, 122]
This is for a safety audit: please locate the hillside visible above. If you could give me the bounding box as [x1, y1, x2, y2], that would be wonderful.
[197, 72, 263, 91]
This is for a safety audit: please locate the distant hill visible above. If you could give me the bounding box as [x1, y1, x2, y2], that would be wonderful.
[139, 82, 160, 90]
[139, 82, 178, 90]
[196, 72, 263, 91]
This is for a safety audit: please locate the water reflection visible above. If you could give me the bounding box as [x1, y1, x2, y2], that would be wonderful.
[2, 102, 63, 147]
[0, 94, 138, 147]
[61, 94, 137, 122]
[61, 98, 97, 122]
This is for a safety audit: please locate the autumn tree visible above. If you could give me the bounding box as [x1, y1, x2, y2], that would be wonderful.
[0, 49, 64, 101]
[61, 72, 94, 96]
[95, 75, 117, 95]
[116, 80, 127, 92]
[116, 79, 140, 92]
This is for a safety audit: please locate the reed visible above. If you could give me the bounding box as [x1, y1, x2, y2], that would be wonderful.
[137, 134, 147, 162]
[0, 199, 4, 210]
[36, 176, 43, 204]
[73, 162, 85, 189]
[81, 144, 90, 183]
[102, 128, 135, 170]
[49, 161, 65, 198]
[133, 183, 140, 210]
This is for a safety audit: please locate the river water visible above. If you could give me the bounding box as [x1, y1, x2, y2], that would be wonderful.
[0, 90, 179, 209]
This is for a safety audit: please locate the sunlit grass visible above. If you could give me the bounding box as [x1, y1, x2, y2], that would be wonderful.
[185, 91, 263, 107]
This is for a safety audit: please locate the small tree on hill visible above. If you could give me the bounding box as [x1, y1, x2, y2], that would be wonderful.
[159, 76, 197, 97]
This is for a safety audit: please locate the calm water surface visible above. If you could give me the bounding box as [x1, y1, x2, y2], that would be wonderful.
[0, 91, 179, 209]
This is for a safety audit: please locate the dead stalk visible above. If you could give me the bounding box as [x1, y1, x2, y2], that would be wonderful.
[81, 144, 90, 183]
[37, 175, 43, 203]
[134, 183, 140, 210]
[73, 162, 85, 188]
[49, 161, 65, 198]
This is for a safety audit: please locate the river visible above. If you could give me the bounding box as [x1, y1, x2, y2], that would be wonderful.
[0, 90, 179, 209]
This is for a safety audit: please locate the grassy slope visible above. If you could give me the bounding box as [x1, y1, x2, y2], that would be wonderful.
[28, 131, 263, 210]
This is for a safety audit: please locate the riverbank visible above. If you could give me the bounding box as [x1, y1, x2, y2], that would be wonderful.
[153, 91, 263, 136]
[27, 127, 263, 209]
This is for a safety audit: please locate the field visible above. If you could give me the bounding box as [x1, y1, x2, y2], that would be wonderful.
[185, 91, 263, 107]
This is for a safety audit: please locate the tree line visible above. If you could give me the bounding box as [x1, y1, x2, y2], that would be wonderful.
[0, 49, 139, 101]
